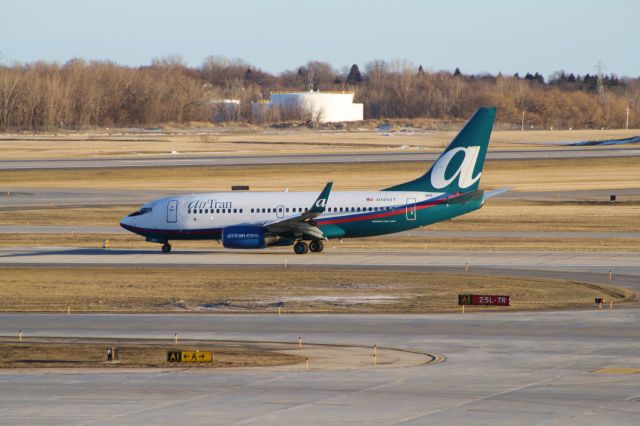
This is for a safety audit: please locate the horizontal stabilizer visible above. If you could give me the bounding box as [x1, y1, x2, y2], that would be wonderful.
[483, 187, 511, 200]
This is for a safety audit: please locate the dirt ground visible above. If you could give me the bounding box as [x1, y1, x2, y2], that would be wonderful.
[0, 340, 301, 368]
[0, 267, 631, 313]
[1, 158, 639, 194]
[1, 128, 638, 160]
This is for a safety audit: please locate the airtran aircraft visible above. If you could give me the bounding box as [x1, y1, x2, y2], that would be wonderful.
[120, 107, 507, 254]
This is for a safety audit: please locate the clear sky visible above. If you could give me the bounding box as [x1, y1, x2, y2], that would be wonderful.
[2, 0, 638, 78]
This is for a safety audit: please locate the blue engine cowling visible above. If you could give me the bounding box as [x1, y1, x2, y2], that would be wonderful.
[222, 226, 266, 249]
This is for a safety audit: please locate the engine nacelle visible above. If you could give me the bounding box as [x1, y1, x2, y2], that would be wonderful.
[222, 226, 266, 249]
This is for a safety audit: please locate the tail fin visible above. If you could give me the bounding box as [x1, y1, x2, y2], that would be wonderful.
[384, 107, 496, 193]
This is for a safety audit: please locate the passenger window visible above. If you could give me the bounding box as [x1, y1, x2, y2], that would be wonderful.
[286, 208, 289, 213]
[199, 209, 203, 214]
[262, 208, 265, 213]
[240, 209, 243, 213]
[187, 210, 191, 214]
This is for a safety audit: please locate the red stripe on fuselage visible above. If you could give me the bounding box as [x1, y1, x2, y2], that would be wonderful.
[317, 193, 459, 226]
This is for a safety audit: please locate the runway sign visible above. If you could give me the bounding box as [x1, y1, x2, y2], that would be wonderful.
[458, 294, 510, 306]
[167, 351, 213, 363]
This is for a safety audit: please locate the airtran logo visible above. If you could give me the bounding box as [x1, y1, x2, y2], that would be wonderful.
[315, 199, 327, 208]
[188, 199, 232, 210]
[430, 146, 482, 189]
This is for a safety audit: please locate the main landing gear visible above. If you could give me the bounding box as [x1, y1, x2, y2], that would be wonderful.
[161, 242, 172, 253]
[309, 240, 324, 253]
[293, 240, 324, 255]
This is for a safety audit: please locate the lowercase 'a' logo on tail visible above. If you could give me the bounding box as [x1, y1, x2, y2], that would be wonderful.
[430, 146, 482, 190]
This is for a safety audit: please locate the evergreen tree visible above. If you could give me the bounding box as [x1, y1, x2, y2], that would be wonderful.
[453, 67, 462, 77]
[346, 64, 362, 84]
[418, 65, 425, 76]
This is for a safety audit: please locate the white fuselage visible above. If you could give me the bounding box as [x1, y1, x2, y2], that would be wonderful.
[120, 190, 440, 233]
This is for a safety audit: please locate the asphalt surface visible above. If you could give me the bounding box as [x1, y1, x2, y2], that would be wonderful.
[1, 147, 640, 170]
[1, 247, 637, 277]
[1, 309, 640, 425]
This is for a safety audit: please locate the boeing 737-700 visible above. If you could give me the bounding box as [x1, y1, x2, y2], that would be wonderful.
[120, 107, 507, 254]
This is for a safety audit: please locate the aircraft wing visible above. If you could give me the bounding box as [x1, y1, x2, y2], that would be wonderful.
[263, 182, 333, 240]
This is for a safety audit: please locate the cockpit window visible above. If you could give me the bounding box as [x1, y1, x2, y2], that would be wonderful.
[128, 207, 152, 217]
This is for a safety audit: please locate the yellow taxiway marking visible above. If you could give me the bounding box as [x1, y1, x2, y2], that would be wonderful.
[592, 368, 640, 374]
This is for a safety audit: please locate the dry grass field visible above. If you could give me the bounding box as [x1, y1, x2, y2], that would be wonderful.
[0, 267, 631, 313]
[1, 128, 638, 160]
[1, 157, 639, 193]
[0, 341, 301, 368]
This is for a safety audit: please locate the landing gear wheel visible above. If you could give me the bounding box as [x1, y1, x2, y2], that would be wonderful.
[293, 241, 308, 255]
[309, 240, 324, 253]
[161, 243, 172, 253]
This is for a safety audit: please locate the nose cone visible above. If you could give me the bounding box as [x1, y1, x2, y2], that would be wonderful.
[120, 215, 133, 231]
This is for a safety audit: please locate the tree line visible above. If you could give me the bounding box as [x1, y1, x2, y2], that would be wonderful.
[0, 55, 638, 130]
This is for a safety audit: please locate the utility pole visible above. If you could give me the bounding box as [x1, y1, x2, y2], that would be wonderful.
[626, 105, 630, 130]
[521, 110, 525, 132]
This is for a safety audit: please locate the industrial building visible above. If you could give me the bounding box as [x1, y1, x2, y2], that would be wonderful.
[253, 91, 363, 123]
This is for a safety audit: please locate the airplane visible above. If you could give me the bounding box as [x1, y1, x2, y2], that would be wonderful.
[120, 107, 508, 254]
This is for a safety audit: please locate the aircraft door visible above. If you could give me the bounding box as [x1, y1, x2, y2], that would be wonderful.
[167, 200, 178, 223]
[406, 198, 417, 221]
[276, 204, 285, 219]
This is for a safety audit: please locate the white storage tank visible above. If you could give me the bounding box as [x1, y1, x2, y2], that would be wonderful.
[252, 91, 363, 123]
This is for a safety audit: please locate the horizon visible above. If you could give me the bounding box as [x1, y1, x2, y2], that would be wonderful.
[0, 54, 632, 81]
[2, 0, 638, 79]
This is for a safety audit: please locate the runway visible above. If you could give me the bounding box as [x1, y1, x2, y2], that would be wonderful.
[1, 247, 638, 276]
[1, 147, 639, 170]
[2, 309, 640, 424]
